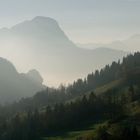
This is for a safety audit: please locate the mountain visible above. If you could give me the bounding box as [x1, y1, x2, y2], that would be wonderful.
[0, 16, 127, 86]
[0, 57, 45, 103]
[77, 34, 140, 52]
[27, 69, 43, 84]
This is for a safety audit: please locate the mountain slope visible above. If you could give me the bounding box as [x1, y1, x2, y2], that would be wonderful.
[1, 52, 140, 140]
[0, 57, 45, 103]
[0, 16, 127, 86]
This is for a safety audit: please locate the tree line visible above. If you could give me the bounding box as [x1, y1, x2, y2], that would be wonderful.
[0, 52, 140, 139]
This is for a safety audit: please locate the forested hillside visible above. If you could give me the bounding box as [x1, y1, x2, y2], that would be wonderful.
[5, 52, 140, 111]
[0, 52, 140, 139]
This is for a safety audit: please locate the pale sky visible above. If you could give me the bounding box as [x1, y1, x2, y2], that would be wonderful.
[0, 0, 140, 43]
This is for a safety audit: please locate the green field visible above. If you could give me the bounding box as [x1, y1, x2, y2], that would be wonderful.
[42, 129, 94, 140]
[42, 122, 107, 140]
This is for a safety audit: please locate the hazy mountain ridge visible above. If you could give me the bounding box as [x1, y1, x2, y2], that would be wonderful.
[77, 34, 140, 52]
[0, 57, 45, 103]
[10, 52, 140, 110]
[0, 16, 127, 86]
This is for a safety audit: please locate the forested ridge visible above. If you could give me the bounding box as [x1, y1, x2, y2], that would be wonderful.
[5, 52, 140, 111]
[0, 52, 140, 139]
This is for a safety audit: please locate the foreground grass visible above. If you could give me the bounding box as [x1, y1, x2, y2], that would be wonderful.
[42, 130, 95, 140]
[42, 129, 94, 140]
[42, 122, 107, 140]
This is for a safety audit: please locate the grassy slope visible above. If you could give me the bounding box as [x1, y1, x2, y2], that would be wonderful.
[42, 73, 140, 140]
[42, 130, 94, 140]
[66, 78, 125, 104]
[42, 123, 103, 140]
[42, 79, 127, 140]
[94, 79, 124, 95]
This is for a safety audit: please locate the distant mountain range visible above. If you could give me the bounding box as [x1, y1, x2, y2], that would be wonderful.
[77, 34, 140, 52]
[0, 57, 45, 103]
[0, 16, 128, 86]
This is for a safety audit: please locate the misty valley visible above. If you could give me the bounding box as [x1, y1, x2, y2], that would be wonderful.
[0, 1, 140, 139]
[0, 50, 140, 140]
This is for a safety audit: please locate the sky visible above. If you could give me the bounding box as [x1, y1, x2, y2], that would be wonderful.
[0, 0, 140, 43]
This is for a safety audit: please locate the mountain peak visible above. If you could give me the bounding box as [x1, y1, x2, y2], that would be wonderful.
[27, 69, 43, 84]
[0, 57, 18, 76]
[10, 16, 66, 41]
[32, 16, 56, 22]
[31, 16, 58, 26]
[11, 16, 59, 32]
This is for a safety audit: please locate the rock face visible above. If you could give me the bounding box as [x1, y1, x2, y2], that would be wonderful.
[0, 16, 127, 86]
[0, 57, 45, 104]
[27, 69, 43, 84]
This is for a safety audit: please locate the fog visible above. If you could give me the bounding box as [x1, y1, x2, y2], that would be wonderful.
[0, 17, 128, 86]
